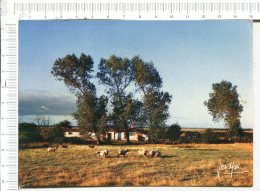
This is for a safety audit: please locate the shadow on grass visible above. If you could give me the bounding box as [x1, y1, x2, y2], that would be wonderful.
[183, 148, 219, 152]
[160, 155, 177, 158]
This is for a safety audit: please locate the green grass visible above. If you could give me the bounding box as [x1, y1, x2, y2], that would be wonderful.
[19, 143, 253, 187]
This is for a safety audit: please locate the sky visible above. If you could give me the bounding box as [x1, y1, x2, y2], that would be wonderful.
[19, 20, 253, 128]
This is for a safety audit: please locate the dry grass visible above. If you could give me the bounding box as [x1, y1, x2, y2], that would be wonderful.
[19, 143, 253, 187]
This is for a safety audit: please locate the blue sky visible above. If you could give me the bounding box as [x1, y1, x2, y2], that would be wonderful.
[19, 20, 253, 128]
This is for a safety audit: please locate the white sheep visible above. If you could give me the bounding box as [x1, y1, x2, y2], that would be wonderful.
[47, 146, 57, 152]
[138, 149, 147, 157]
[117, 149, 129, 157]
[96, 149, 109, 158]
[148, 149, 161, 157]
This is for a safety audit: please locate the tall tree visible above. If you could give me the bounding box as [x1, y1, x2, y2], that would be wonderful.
[132, 56, 172, 142]
[51, 53, 95, 95]
[144, 91, 172, 142]
[132, 56, 162, 95]
[204, 80, 244, 138]
[51, 53, 108, 144]
[73, 95, 108, 144]
[97, 55, 135, 143]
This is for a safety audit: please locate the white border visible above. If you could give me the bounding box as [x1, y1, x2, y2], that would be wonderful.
[1, 1, 260, 191]
[253, 21, 260, 191]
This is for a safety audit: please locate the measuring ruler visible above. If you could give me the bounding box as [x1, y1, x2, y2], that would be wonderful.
[1, 0, 260, 191]
[1, 0, 260, 20]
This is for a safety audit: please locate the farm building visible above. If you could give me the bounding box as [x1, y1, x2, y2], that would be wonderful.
[63, 128, 82, 138]
[63, 127, 149, 142]
[105, 128, 149, 142]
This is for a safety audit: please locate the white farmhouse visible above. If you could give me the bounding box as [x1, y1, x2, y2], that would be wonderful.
[105, 128, 148, 142]
[63, 128, 81, 138]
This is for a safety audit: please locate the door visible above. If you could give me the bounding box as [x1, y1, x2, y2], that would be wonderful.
[108, 133, 112, 142]
[118, 132, 121, 140]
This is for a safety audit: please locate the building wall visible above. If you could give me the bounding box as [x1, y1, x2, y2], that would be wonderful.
[105, 131, 116, 140]
[115, 132, 126, 140]
[105, 131, 148, 142]
[129, 133, 138, 141]
[64, 132, 81, 138]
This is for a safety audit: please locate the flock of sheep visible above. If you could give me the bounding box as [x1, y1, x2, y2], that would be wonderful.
[96, 148, 161, 158]
[47, 145, 161, 158]
[47, 144, 68, 152]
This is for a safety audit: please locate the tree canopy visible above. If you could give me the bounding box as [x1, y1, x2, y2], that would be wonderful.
[97, 55, 136, 143]
[51, 54, 108, 144]
[133, 57, 172, 142]
[204, 80, 244, 138]
[51, 53, 95, 96]
[132, 56, 162, 95]
[52, 53, 172, 143]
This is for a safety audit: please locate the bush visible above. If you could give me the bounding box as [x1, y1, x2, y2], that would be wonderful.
[64, 137, 89, 144]
[57, 120, 72, 128]
[41, 125, 65, 143]
[166, 124, 181, 142]
[19, 142, 51, 149]
[200, 129, 218, 144]
[19, 123, 43, 143]
[227, 124, 244, 139]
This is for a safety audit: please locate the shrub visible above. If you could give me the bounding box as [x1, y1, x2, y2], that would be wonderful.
[19, 123, 43, 143]
[227, 123, 244, 139]
[166, 124, 181, 142]
[41, 125, 65, 143]
[57, 120, 72, 128]
[19, 142, 51, 149]
[200, 129, 218, 144]
[64, 137, 88, 144]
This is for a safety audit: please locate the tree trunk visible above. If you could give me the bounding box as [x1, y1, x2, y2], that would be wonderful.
[96, 138, 102, 145]
[124, 121, 130, 144]
[94, 127, 102, 145]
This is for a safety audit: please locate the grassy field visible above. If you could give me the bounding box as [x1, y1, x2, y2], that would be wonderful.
[19, 143, 253, 187]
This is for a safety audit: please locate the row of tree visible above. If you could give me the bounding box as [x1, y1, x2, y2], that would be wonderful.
[51, 53, 245, 144]
[51, 54, 172, 144]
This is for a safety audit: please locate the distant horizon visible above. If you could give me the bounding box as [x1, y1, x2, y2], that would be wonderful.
[19, 20, 253, 129]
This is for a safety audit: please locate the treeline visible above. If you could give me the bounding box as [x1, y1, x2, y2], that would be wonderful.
[19, 120, 74, 144]
[19, 121, 252, 148]
[19, 121, 183, 146]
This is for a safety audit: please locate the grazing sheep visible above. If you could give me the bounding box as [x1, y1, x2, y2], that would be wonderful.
[138, 149, 147, 157]
[47, 146, 57, 152]
[148, 149, 161, 157]
[117, 149, 129, 157]
[154, 151, 161, 157]
[96, 149, 109, 158]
